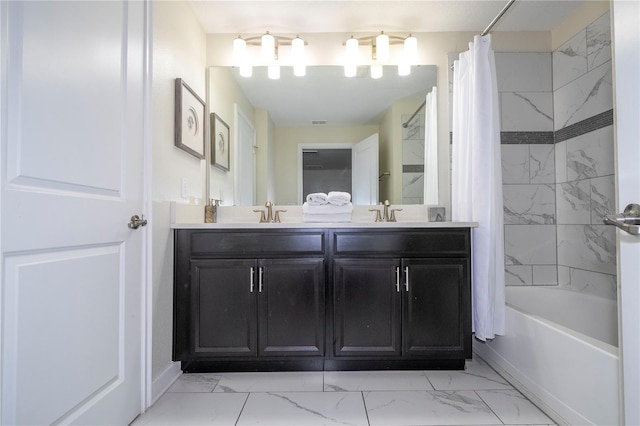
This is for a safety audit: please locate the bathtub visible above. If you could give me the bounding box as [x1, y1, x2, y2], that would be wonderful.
[474, 286, 620, 426]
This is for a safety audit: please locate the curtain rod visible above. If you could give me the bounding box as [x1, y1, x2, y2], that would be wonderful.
[402, 99, 427, 128]
[481, 0, 517, 36]
[450, 0, 517, 70]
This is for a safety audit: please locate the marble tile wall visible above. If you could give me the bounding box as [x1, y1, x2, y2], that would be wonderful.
[553, 11, 616, 300]
[402, 113, 425, 204]
[496, 52, 557, 287]
[450, 12, 615, 299]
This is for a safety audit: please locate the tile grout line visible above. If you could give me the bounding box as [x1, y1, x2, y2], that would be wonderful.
[234, 393, 251, 426]
[473, 390, 508, 425]
[360, 391, 372, 426]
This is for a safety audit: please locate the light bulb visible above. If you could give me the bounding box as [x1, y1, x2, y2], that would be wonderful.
[240, 64, 252, 78]
[261, 32, 275, 61]
[268, 63, 280, 79]
[404, 35, 418, 64]
[232, 36, 246, 67]
[346, 37, 359, 59]
[292, 36, 306, 77]
[344, 37, 359, 77]
[371, 64, 383, 79]
[344, 64, 357, 78]
[376, 32, 389, 62]
[398, 62, 411, 76]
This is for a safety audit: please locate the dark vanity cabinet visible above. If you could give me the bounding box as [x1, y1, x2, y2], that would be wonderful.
[174, 229, 326, 371]
[329, 229, 471, 369]
[174, 227, 471, 372]
[190, 258, 324, 358]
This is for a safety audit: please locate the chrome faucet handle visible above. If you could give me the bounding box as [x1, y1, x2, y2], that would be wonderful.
[389, 208, 403, 222]
[369, 208, 383, 222]
[273, 209, 287, 223]
[253, 209, 267, 223]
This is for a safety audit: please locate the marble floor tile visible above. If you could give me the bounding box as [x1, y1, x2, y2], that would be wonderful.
[237, 391, 368, 426]
[132, 392, 248, 425]
[364, 390, 502, 426]
[166, 372, 221, 393]
[324, 370, 434, 391]
[476, 389, 554, 425]
[425, 359, 514, 390]
[213, 371, 324, 393]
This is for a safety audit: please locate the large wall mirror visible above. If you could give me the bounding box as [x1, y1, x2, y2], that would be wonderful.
[207, 64, 437, 206]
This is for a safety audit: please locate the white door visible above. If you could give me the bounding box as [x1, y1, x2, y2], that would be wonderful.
[611, 2, 640, 424]
[1, 1, 146, 425]
[352, 133, 379, 205]
[235, 105, 256, 205]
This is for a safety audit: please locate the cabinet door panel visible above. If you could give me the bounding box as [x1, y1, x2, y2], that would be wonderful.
[258, 259, 325, 356]
[402, 259, 469, 357]
[334, 259, 401, 356]
[192, 259, 257, 357]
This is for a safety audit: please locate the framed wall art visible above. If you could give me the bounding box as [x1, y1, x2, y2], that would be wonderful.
[174, 78, 206, 159]
[211, 113, 230, 171]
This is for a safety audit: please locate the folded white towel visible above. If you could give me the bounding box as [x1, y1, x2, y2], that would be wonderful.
[306, 192, 328, 206]
[302, 213, 352, 223]
[303, 202, 353, 215]
[327, 191, 351, 206]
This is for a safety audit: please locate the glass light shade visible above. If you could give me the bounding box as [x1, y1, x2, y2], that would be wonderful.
[370, 64, 383, 79]
[292, 37, 306, 77]
[261, 32, 275, 61]
[268, 63, 280, 79]
[376, 32, 390, 62]
[294, 64, 306, 77]
[346, 37, 359, 60]
[232, 37, 246, 67]
[398, 62, 411, 76]
[344, 37, 359, 77]
[239, 64, 253, 78]
[344, 64, 357, 78]
[404, 35, 418, 64]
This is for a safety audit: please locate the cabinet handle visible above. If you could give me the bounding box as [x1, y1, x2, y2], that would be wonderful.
[250, 267, 255, 292]
[258, 267, 263, 292]
[404, 266, 409, 292]
[395, 267, 400, 292]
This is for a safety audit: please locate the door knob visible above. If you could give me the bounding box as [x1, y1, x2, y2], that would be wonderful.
[128, 214, 148, 229]
[603, 203, 640, 235]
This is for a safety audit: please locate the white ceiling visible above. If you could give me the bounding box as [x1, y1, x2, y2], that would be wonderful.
[188, 0, 587, 34]
[191, 0, 588, 126]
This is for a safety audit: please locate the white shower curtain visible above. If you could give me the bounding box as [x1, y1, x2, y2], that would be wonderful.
[451, 35, 505, 341]
[424, 87, 438, 205]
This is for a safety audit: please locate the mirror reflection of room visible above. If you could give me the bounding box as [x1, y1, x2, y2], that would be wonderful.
[207, 65, 438, 206]
[302, 149, 351, 204]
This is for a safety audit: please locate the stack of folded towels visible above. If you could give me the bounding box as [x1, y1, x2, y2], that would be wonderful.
[303, 191, 353, 222]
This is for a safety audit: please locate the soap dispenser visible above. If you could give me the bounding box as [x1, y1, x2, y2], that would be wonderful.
[204, 199, 219, 223]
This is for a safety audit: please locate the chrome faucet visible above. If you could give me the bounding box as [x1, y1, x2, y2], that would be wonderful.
[254, 201, 286, 223]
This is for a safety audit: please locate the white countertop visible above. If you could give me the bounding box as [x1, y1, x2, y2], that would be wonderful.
[171, 221, 478, 229]
[170, 202, 478, 229]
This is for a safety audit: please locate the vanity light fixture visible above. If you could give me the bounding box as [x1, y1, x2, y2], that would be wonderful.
[232, 32, 307, 80]
[343, 32, 418, 78]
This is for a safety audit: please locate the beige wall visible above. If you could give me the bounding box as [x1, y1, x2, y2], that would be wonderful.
[152, 1, 206, 381]
[207, 67, 254, 205]
[551, 1, 610, 50]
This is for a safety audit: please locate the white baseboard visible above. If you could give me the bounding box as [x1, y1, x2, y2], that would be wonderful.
[150, 362, 182, 406]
